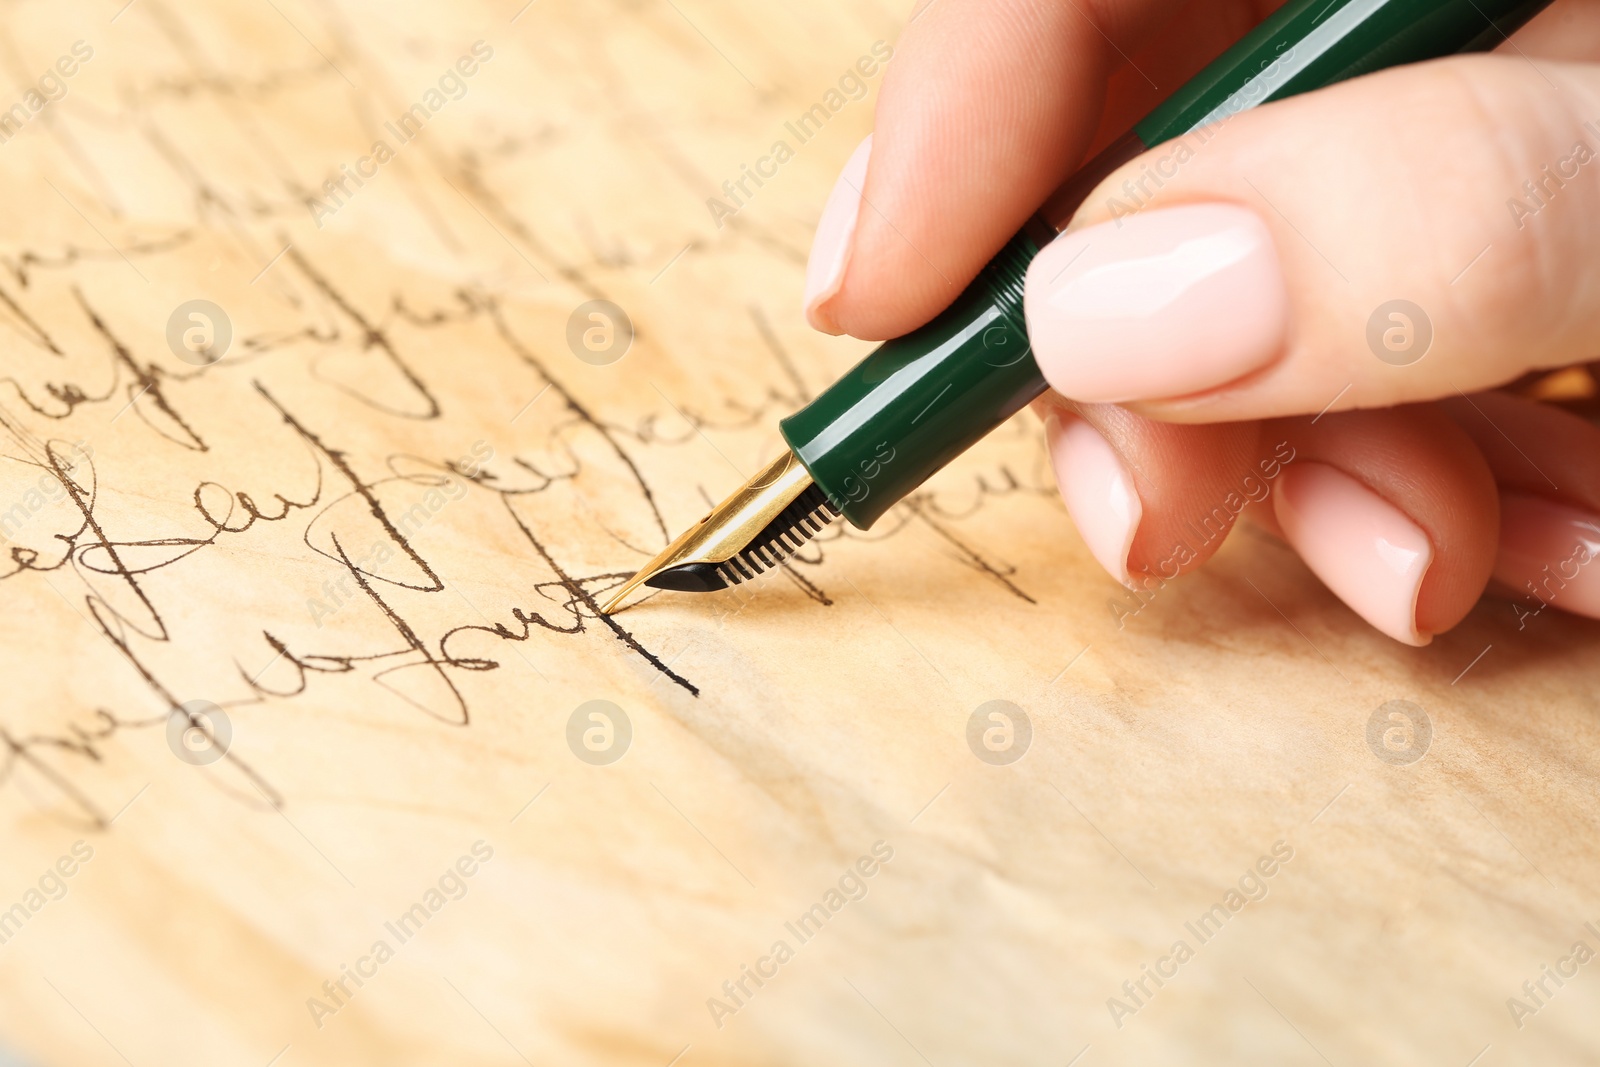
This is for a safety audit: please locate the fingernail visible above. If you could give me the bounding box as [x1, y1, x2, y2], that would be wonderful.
[1045, 411, 1141, 584]
[804, 134, 872, 334]
[1272, 463, 1433, 646]
[1024, 203, 1289, 403]
[1494, 491, 1600, 619]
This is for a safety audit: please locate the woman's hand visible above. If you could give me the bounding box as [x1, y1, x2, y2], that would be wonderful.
[803, 0, 1600, 644]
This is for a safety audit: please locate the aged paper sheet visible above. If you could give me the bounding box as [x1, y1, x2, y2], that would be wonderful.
[0, 2, 1597, 1065]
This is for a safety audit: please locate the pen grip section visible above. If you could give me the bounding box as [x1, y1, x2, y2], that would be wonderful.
[779, 231, 1046, 530]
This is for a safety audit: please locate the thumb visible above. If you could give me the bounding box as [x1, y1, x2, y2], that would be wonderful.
[1022, 54, 1600, 421]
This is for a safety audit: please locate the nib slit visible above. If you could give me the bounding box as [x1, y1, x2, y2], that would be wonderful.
[604, 458, 843, 614]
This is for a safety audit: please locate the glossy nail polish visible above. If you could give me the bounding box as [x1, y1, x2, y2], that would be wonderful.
[1272, 462, 1433, 645]
[803, 135, 872, 334]
[1024, 203, 1289, 403]
[1046, 412, 1141, 584]
[1495, 491, 1600, 620]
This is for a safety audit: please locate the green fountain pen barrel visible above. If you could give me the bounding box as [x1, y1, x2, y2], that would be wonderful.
[1133, 0, 1552, 147]
[779, 231, 1045, 530]
[781, 0, 1558, 532]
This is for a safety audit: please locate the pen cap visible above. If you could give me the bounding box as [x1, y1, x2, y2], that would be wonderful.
[780, 0, 1554, 530]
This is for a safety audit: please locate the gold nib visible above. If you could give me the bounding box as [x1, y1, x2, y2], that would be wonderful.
[599, 449, 828, 614]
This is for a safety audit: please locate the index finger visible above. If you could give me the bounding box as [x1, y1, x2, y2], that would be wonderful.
[809, 0, 1282, 341]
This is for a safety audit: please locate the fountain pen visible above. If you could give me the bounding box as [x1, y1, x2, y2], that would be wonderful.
[601, 0, 1551, 614]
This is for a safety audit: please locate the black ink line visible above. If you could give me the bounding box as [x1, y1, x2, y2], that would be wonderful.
[501, 496, 698, 696]
[254, 381, 444, 591]
[903, 496, 1035, 604]
[285, 246, 442, 419]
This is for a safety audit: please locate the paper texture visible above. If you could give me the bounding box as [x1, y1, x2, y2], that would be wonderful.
[0, 3, 1596, 1065]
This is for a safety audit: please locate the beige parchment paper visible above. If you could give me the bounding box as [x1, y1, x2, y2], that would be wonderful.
[0, 2, 1597, 1065]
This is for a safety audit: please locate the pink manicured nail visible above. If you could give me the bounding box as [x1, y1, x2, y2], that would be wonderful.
[1273, 463, 1440, 646]
[1272, 463, 1433, 645]
[1045, 412, 1141, 584]
[804, 135, 872, 334]
[1494, 491, 1600, 619]
[1024, 203, 1289, 403]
